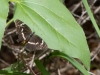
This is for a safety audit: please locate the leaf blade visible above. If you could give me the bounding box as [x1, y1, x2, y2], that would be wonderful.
[0, 0, 9, 48]
[35, 59, 50, 75]
[46, 51, 90, 75]
[14, 0, 90, 70]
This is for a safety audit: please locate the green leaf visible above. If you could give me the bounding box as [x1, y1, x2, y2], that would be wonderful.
[35, 59, 50, 75]
[13, 0, 90, 70]
[46, 51, 90, 75]
[1, 62, 31, 75]
[0, 70, 32, 75]
[0, 70, 8, 74]
[59, 0, 65, 3]
[0, 0, 9, 48]
[4, 61, 24, 72]
[4, 65, 13, 73]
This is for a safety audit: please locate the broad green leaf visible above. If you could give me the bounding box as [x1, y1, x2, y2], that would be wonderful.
[35, 59, 50, 75]
[46, 51, 90, 75]
[13, 0, 90, 70]
[59, 0, 65, 3]
[0, 0, 9, 48]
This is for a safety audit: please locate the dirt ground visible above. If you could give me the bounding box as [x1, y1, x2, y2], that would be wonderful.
[0, 0, 100, 75]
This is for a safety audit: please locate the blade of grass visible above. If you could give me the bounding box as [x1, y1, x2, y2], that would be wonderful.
[82, 0, 100, 37]
[46, 51, 90, 75]
[35, 59, 50, 75]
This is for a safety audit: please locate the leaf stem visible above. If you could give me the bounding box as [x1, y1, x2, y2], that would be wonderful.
[6, 18, 14, 26]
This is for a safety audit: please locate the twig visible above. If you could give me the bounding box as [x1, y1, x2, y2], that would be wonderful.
[0, 58, 10, 66]
[20, 51, 36, 75]
[91, 44, 100, 61]
[58, 69, 61, 75]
